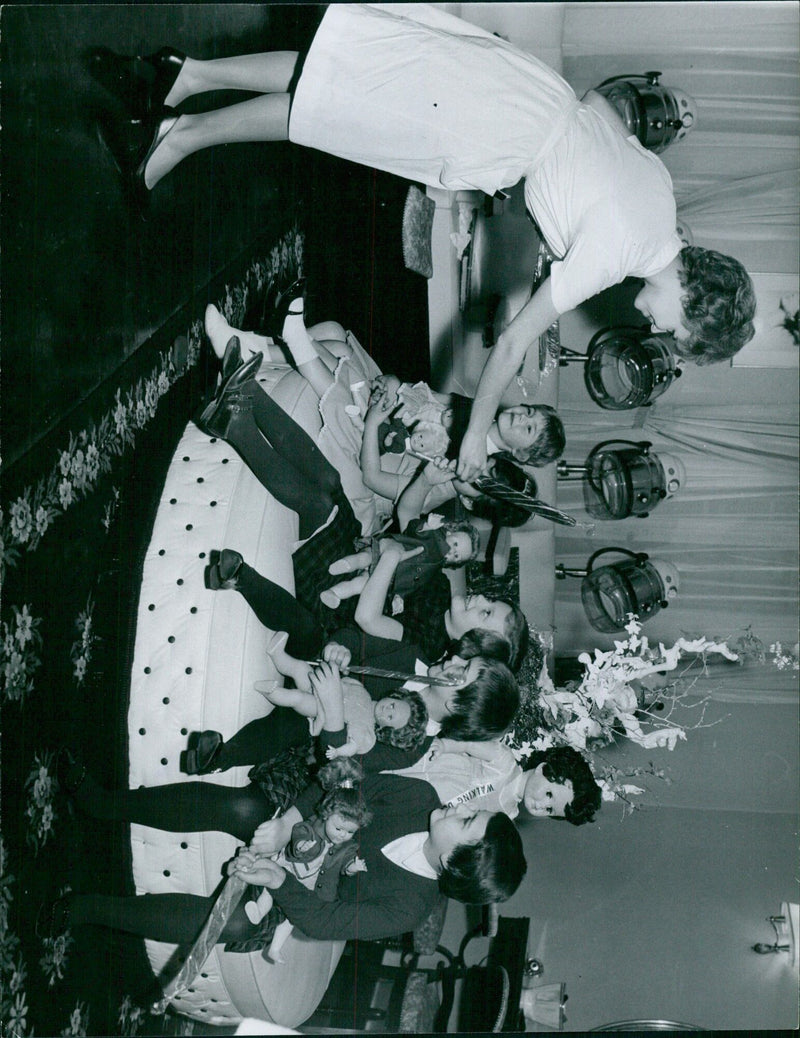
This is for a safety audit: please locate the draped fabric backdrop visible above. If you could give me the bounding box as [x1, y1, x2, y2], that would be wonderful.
[550, 2, 799, 703]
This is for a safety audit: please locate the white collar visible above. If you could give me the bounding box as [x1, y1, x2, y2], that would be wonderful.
[382, 831, 438, 879]
[425, 716, 442, 736]
[407, 659, 440, 734]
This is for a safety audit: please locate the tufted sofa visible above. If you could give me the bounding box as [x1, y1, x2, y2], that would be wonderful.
[127, 361, 345, 1029]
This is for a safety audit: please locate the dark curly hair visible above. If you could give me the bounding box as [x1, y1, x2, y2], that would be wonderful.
[521, 746, 602, 826]
[374, 687, 428, 752]
[496, 404, 566, 467]
[439, 812, 527, 904]
[675, 246, 756, 364]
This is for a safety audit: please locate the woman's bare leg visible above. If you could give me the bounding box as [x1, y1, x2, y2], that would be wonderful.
[144, 93, 291, 188]
[165, 52, 301, 108]
[205, 303, 286, 362]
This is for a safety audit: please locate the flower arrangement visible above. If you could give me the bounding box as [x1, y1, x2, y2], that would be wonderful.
[506, 615, 741, 809]
[730, 626, 799, 672]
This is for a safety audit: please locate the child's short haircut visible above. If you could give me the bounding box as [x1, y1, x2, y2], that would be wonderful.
[442, 519, 481, 569]
[374, 687, 429, 752]
[498, 404, 565, 467]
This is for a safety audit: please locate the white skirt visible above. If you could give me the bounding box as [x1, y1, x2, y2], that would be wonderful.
[289, 3, 576, 196]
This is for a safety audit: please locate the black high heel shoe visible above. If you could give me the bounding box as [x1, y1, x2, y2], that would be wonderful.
[258, 276, 309, 340]
[86, 45, 186, 117]
[220, 334, 243, 382]
[180, 730, 224, 775]
[96, 105, 179, 218]
[204, 549, 243, 590]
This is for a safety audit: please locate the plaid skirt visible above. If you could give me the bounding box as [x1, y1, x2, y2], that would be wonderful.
[292, 484, 452, 661]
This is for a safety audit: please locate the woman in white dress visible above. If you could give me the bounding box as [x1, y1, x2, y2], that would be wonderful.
[93, 3, 755, 480]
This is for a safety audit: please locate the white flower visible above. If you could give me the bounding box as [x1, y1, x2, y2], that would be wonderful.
[113, 399, 128, 436]
[9, 498, 33, 543]
[58, 479, 74, 509]
[15, 605, 34, 648]
[84, 443, 100, 482]
[35, 505, 51, 536]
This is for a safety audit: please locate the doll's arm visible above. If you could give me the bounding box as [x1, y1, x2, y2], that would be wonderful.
[325, 739, 358, 759]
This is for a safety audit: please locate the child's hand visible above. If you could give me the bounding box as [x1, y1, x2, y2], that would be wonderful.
[230, 849, 286, 889]
[423, 457, 457, 485]
[421, 512, 445, 530]
[309, 660, 344, 715]
[365, 389, 394, 426]
[371, 374, 401, 409]
[344, 856, 368, 876]
[381, 538, 425, 564]
[251, 817, 292, 855]
[322, 641, 351, 672]
[294, 838, 317, 854]
[325, 745, 342, 760]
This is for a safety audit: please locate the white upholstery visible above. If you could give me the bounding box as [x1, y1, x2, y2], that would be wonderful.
[128, 363, 345, 1029]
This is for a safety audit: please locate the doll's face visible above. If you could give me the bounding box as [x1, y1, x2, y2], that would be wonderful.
[409, 427, 442, 454]
[324, 812, 360, 845]
[522, 764, 574, 819]
[444, 531, 474, 565]
[374, 697, 412, 729]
